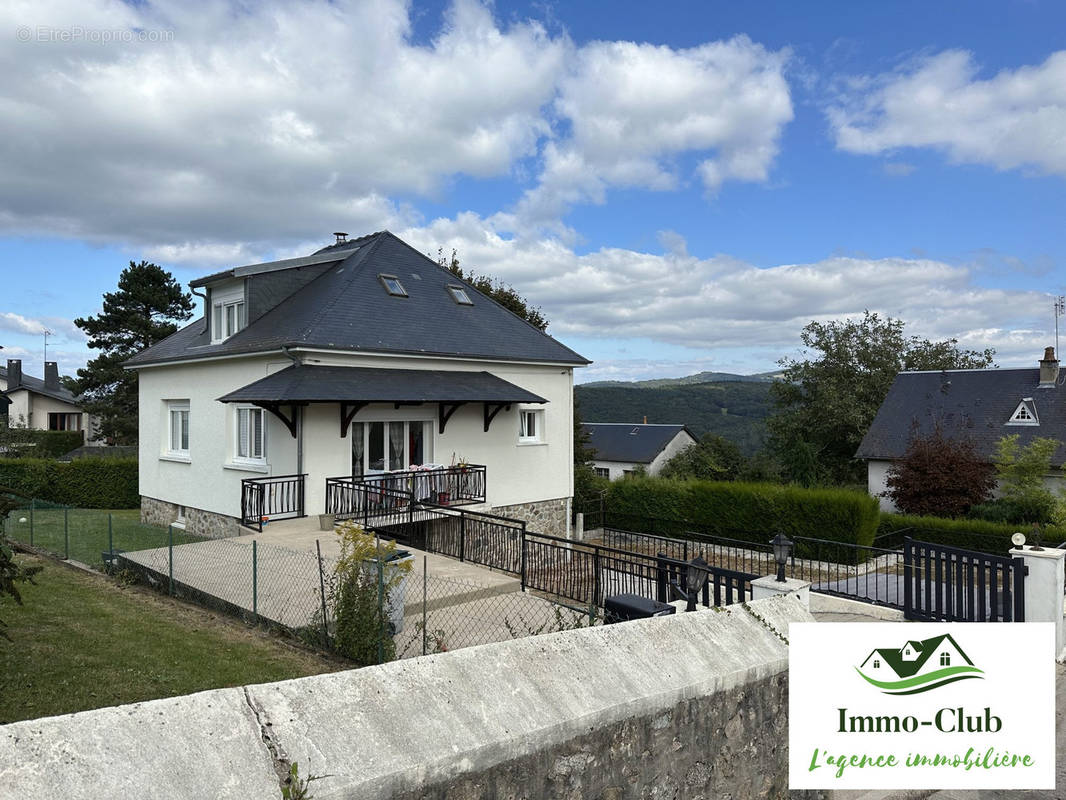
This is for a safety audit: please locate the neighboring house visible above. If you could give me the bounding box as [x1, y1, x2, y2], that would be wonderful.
[858, 634, 973, 679]
[0, 359, 93, 442]
[856, 347, 1064, 512]
[582, 423, 697, 480]
[125, 231, 589, 539]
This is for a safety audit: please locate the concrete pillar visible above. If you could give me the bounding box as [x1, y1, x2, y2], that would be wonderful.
[1010, 545, 1066, 659]
[751, 575, 811, 610]
[574, 512, 584, 542]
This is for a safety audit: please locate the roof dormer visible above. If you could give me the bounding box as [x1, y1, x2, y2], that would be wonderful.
[1007, 398, 1039, 426]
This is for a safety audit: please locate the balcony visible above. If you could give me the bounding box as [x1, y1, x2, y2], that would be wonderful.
[325, 464, 486, 522]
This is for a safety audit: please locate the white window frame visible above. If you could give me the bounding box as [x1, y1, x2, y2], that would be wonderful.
[166, 400, 190, 459]
[518, 408, 544, 444]
[1007, 399, 1039, 426]
[212, 299, 246, 342]
[234, 405, 267, 465]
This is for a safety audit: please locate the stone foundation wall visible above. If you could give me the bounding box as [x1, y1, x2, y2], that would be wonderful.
[491, 496, 570, 538]
[140, 496, 239, 539]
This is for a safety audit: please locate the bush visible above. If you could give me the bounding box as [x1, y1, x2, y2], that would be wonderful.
[884, 424, 995, 517]
[660, 434, 745, 481]
[602, 477, 880, 558]
[0, 429, 84, 459]
[878, 513, 1066, 554]
[0, 457, 138, 508]
[992, 435, 1062, 523]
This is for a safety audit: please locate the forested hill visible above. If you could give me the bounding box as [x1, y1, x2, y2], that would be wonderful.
[575, 379, 774, 456]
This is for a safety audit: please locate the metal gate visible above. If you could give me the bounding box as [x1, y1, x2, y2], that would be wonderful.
[903, 537, 1026, 622]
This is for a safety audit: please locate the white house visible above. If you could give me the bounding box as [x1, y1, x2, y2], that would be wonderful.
[582, 423, 697, 480]
[856, 347, 1064, 512]
[126, 231, 589, 539]
[1, 359, 91, 441]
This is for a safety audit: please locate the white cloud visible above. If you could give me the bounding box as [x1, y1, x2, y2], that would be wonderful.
[0, 312, 82, 340]
[828, 49, 1066, 176]
[401, 214, 1054, 373]
[515, 36, 793, 226]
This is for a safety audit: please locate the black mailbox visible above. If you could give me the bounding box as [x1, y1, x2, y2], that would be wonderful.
[603, 592, 676, 624]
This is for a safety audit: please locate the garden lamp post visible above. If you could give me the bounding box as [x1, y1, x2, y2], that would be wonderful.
[771, 533, 793, 583]
[685, 554, 710, 612]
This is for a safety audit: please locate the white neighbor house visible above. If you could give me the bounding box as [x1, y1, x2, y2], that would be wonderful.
[126, 231, 589, 538]
[582, 423, 697, 480]
[1, 359, 92, 441]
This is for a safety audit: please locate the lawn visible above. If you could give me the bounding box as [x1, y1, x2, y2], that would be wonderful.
[0, 556, 346, 723]
[2, 507, 204, 567]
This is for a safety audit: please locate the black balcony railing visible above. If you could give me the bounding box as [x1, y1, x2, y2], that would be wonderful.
[326, 465, 485, 511]
[240, 474, 306, 531]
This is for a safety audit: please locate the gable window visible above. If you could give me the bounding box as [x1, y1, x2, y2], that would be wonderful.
[378, 274, 408, 297]
[939, 652, 951, 666]
[447, 285, 473, 305]
[235, 406, 266, 463]
[519, 409, 543, 444]
[212, 299, 245, 341]
[1007, 399, 1039, 426]
[167, 400, 190, 457]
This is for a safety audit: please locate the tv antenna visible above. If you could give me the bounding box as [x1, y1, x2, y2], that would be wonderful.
[43, 329, 54, 364]
[1055, 295, 1065, 358]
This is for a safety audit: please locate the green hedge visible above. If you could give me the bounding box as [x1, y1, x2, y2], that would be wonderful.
[0, 430, 84, 459]
[602, 477, 880, 557]
[0, 457, 138, 508]
[878, 513, 1066, 555]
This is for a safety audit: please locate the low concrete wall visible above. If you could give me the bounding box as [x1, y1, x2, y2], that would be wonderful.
[0, 594, 812, 799]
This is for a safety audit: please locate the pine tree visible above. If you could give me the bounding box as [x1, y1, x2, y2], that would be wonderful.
[74, 261, 194, 444]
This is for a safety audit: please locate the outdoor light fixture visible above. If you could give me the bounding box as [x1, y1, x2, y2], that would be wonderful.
[771, 532, 793, 583]
[685, 554, 710, 612]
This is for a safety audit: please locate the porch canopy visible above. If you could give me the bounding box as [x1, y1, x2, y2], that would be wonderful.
[217, 364, 547, 436]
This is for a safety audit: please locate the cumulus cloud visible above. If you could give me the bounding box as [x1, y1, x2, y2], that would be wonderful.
[401, 214, 1053, 374]
[0, 312, 82, 340]
[828, 49, 1066, 176]
[515, 36, 793, 226]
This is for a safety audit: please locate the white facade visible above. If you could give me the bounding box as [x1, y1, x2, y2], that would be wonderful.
[137, 350, 574, 524]
[1, 372, 91, 443]
[590, 429, 696, 481]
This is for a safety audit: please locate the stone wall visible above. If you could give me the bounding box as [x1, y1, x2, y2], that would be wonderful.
[140, 496, 239, 539]
[0, 593, 813, 800]
[492, 495, 570, 538]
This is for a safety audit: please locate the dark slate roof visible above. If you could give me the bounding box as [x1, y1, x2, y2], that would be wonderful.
[217, 365, 547, 405]
[855, 367, 1066, 466]
[128, 231, 588, 367]
[582, 423, 696, 464]
[0, 366, 81, 405]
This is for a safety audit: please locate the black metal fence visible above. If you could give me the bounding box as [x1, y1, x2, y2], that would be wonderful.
[240, 474, 306, 530]
[903, 537, 1025, 622]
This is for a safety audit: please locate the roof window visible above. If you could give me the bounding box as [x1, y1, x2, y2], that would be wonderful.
[447, 285, 473, 306]
[378, 274, 408, 297]
[1007, 399, 1039, 426]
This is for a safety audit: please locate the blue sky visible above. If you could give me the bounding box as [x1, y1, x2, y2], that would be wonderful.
[1, 0, 1063, 382]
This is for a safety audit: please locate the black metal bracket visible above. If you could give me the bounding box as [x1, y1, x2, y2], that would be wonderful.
[438, 402, 465, 434]
[255, 402, 303, 438]
[483, 402, 511, 432]
[339, 402, 369, 437]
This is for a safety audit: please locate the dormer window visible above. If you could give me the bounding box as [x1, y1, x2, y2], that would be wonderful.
[379, 274, 407, 297]
[210, 282, 247, 343]
[1007, 399, 1039, 426]
[447, 285, 473, 305]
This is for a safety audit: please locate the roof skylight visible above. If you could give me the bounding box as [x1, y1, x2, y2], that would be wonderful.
[448, 285, 473, 306]
[378, 274, 408, 297]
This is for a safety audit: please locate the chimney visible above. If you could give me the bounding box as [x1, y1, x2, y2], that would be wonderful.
[44, 361, 59, 391]
[333, 231, 348, 245]
[6, 359, 21, 389]
[643, 415, 648, 425]
[1038, 346, 1060, 388]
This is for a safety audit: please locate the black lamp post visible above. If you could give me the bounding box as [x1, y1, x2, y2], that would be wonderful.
[685, 554, 710, 612]
[771, 533, 793, 582]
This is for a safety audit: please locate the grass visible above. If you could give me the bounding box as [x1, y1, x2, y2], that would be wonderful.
[2, 507, 205, 567]
[0, 555, 346, 723]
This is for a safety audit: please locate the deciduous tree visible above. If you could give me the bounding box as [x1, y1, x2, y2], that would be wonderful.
[74, 261, 194, 444]
[884, 425, 995, 517]
[660, 434, 745, 481]
[437, 248, 548, 331]
[768, 311, 994, 485]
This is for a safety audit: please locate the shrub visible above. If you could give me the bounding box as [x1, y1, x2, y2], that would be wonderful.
[0, 457, 138, 508]
[884, 424, 995, 517]
[0, 429, 84, 459]
[660, 434, 745, 481]
[602, 477, 880, 557]
[878, 512, 1066, 555]
[992, 435, 1062, 523]
[328, 522, 412, 666]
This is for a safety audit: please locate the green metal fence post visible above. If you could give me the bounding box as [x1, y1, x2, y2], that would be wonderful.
[315, 539, 329, 648]
[377, 558, 385, 665]
[29, 499, 34, 546]
[108, 513, 113, 566]
[252, 540, 258, 618]
[422, 555, 428, 657]
[64, 507, 69, 559]
[168, 524, 174, 595]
